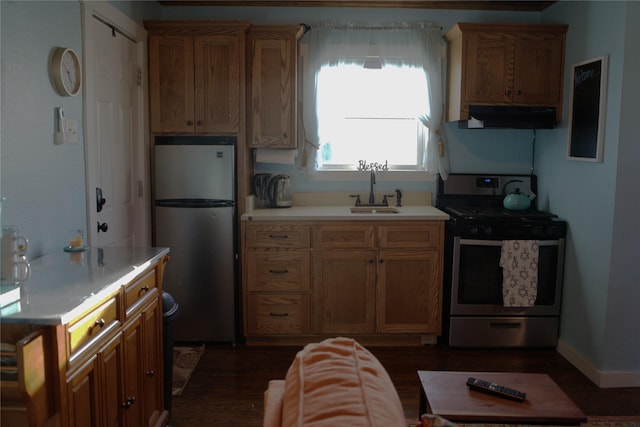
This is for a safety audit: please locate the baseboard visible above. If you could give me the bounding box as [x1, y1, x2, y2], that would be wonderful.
[557, 339, 640, 388]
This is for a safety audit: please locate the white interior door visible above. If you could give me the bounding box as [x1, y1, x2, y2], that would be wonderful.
[82, 2, 150, 247]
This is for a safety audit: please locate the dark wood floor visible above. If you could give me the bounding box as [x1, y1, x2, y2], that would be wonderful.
[169, 343, 640, 426]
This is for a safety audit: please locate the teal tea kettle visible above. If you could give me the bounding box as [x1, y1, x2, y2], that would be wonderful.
[503, 180, 537, 211]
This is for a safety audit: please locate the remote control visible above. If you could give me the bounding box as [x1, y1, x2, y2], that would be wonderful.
[466, 377, 527, 402]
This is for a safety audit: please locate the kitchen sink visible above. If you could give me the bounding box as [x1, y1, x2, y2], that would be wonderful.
[350, 207, 399, 214]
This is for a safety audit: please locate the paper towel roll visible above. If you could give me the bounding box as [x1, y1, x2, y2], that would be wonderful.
[255, 149, 296, 164]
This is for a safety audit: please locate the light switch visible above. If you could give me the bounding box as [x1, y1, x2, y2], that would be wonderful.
[54, 116, 78, 144]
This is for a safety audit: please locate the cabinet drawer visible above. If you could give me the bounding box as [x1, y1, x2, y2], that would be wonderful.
[67, 298, 119, 356]
[124, 269, 157, 318]
[313, 224, 375, 249]
[246, 224, 311, 248]
[378, 223, 443, 249]
[247, 294, 310, 335]
[247, 251, 310, 292]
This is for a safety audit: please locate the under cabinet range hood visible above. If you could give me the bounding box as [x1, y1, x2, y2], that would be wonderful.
[460, 105, 557, 129]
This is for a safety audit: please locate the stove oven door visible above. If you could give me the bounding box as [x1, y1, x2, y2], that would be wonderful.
[451, 237, 565, 317]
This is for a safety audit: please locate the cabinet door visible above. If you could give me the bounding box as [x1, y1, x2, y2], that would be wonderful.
[513, 37, 564, 105]
[141, 297, 166, 427]
[249, 37, 296, 148]
[67, 355, 100, 427]
[377, 250, 441, 334]
[67, 333, 124, 427]
[463, 33, 512, 104]
[149, 34, 195, 133]
[194, 35, 241, 134]
[313, 250, 376, 334]
[122, 316, 144, 426]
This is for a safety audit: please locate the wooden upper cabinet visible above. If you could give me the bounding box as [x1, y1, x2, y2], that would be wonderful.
[512, 37, 564, 105]
[145, 21, 250, 134]
[148, 34, 194, 134]
[445, 23, 568, 123]
[248, 25, 304, 148]
[194, 35, 242, 133]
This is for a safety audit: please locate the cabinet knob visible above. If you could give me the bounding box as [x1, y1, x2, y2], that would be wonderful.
[505, 89, 512, 96]
[196, 120, 202, 126]
[516, 89, 522, 96]
[94, 318, 106, 327]
[186, 120, 193, 126]
[282, 132, 288, 139]
[146, 370, 155, 377]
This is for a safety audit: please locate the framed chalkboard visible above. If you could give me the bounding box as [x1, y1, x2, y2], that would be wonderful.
[567, 56, 608, 162]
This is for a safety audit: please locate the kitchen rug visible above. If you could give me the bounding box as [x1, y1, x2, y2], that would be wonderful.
[407, 416, 640, 427]
[172, 344, 205, 396]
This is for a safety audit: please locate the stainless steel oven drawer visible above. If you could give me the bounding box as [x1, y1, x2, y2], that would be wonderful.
[449, 316, 559, 348]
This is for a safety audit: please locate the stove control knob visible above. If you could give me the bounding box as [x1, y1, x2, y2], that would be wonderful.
[469, 226, 479, 235]
[484, 226, 493, 235]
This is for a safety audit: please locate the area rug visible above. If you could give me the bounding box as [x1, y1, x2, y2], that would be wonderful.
[172, 344, 205, 396]
[407, 416, 640, 427]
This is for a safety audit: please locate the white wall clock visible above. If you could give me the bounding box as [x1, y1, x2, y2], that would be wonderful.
[51, 47, 82, 96]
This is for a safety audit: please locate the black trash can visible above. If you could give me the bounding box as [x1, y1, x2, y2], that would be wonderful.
[162, 291, 179, 414]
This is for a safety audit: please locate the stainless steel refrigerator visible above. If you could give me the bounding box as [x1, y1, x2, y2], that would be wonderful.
[153, 136, 237, 342]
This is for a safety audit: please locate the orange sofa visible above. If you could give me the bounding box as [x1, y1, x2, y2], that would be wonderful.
[262, 337, 455, 427]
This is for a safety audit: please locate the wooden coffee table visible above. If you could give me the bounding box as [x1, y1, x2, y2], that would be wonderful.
[418, 371, 587, 425]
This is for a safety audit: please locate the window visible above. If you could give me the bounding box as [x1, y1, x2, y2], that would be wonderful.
[316, 64, 429, 171]
[300, 22, 447, 178]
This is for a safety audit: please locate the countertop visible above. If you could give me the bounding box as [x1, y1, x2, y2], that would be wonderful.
[0, 246, 169, 325]
[241, 205, 449, 221]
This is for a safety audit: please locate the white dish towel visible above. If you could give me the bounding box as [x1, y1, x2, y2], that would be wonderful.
[500, 240, 540, 307]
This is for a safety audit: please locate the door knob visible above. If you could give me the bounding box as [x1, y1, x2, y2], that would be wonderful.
[97, 222, 108, 233]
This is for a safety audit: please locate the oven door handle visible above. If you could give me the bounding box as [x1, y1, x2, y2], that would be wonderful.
[489, 321, 522, 329]
[459, 238, 561, 246]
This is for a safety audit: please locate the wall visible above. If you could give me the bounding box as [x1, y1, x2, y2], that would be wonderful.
[1, 1, 86, 258]
[539, 1, 640, 386]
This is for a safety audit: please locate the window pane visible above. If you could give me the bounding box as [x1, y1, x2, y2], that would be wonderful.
[316, 63, 428, 169]
[321, 119, 419, 165]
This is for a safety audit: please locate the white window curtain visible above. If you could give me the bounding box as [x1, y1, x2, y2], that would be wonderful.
[300, 21, 450, 179]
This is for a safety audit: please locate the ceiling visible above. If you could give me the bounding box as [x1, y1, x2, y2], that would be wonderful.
[158, 1, 556, 12]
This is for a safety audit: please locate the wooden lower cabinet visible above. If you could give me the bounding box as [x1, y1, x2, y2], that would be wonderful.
[0, 256, 168, 427]
[66, 331, 123, 427]
[246, 294, 311, 334]
[313, 250, 376, 334]
[376, 250, 441, 333]
[243, 220, 444, 343]
[63, 293, 165, 427]
[141, 299, 164, 427]
[122, 315, 144, 426]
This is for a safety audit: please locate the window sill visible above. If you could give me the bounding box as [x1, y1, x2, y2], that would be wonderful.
[309, 169, 434, 182]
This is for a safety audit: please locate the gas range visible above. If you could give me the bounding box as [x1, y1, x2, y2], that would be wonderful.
[437, 173, 567, 348]
[437, 174, 566, 239]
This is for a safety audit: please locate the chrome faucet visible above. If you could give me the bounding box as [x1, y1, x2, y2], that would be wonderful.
[369, 168, 376, 205]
